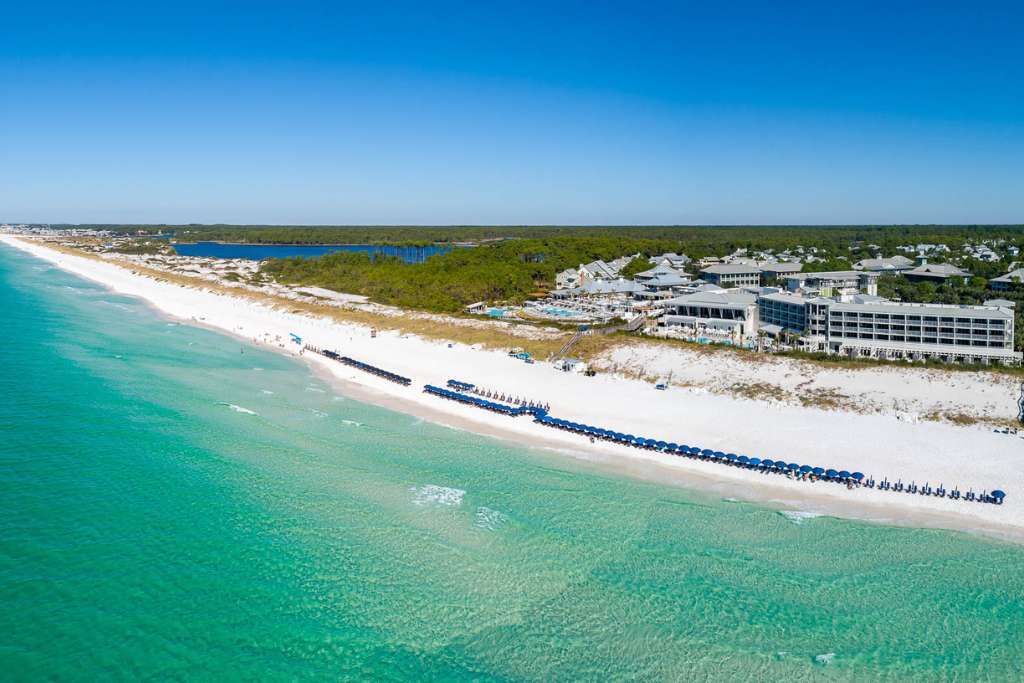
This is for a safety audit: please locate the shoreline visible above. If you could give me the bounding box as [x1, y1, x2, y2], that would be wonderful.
[5, 234, 1023, 543]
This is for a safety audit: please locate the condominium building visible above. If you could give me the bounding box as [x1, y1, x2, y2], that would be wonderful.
[825, 301, 1018, 364]
[757, 292, 831, 336]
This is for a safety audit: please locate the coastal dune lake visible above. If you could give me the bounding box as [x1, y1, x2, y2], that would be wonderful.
[2, 243, 1023, 680]
[172, 241, 452, 262]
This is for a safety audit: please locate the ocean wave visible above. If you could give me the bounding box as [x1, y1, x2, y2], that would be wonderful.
[779, 510, 824, 525]
[311, 409, 327, 418]
[410, 484, 465, 507]
[474, 506, 508, 530]
[260, 389, 274, 395]
[305, 386, 325, 393]
[217, 402, 258, 415]
[341, 419, 363, 427]
[814, 653, 836, 665]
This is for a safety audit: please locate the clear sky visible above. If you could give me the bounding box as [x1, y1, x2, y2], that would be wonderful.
[1, 1, 1022, 225]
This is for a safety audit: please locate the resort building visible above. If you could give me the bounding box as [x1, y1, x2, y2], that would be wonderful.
[757, 292, 831, 337]
[785, 270, 879, 296]
[660, 289, 759, 343]
[634, 264, 692, 291]
[700, 263, 761, 288]
[825, 300, 1019, 364]
[989, 268, 1024, 291]
[853, 255, 915, 272]
[903, 262, 972, 284]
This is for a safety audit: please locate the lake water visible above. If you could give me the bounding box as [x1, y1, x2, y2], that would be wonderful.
[173, 241, 452, 262]
[2, 241, 1024, 680]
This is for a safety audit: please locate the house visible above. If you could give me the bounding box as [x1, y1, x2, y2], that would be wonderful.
[990, 268, 1024, 291]
[555, 268, 580, 290]
[648, 252, 690, 269]
[903, 262, 972, 285]
[853, 255, 915, 272]
[700, 263, 761, 288]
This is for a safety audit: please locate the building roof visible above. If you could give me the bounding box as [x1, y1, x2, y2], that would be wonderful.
[758, 262, 803, 274]
[581, 260, 618, 279]
[829, 300, 1012, 319]
[793, 270, 875, 281]
[990, 268, 1024, 284]
[701, 263, 761, 275]
[904, 263, 971, 279]
[853, 255, 914, 271]
[663, 290, 757, 308]
[635, 263, 682, 279]
[579, 279, 644, 295]
[984, 298, 1016, 308]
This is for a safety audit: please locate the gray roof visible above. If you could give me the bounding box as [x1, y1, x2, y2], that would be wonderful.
[990, 268, 1024, 284]
[853, 256, 914, 271]
[794, 270, 873, 280]
[635, 263, 682, 279]
[701, 263, 761, 275]
[984, 298, 1016, 308]
[663, 290, 757, 307]
[904, 263, 971, 278]
[758, 262, 803, 273]
[830, 300, 1012, 319]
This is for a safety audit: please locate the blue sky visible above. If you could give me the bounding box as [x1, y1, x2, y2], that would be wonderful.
[1, 1, 1022, 224]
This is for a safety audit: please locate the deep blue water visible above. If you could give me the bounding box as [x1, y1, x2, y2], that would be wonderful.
[173, 241, 452, 262]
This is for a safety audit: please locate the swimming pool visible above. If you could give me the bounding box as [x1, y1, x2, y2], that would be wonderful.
[541, 306, 583, 318]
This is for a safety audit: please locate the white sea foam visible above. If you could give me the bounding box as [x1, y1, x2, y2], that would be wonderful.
[311, 409, 327, 418]
[261, 389, 274, 395]
[410, 485, 465, 507]
[474, 506, 509, 530]
[814, 652, 836, 665]
[341, 419, 363, 427]
[305, 386, 325, 393]
[779, 510, 824, 525]
[218, 402, 257, 415]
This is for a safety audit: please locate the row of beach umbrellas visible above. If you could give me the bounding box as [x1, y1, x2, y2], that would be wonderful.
[534, 415, 866, 481]
[422, 379, 1006, 505]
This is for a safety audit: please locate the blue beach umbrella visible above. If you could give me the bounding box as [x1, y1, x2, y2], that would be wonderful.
[761, 459, 774, 468]
[748, 457, 761, 466]
[738, 455, 749, 464]
[787, 463, 800, 471]
[991, 490, 1006, 499]
[838, 470, 852, 479]
[799, 465, 813, 473]
[826, 469, 838, 478]
[851, 472, 865, 481]
[667, 443, 679, 451]
[813, 467, 825, 476]
[726, 453, 738, 461]
[701, 448, 714, 456]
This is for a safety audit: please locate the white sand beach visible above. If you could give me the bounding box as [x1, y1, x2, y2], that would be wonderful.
[6, 234, 1023, 540]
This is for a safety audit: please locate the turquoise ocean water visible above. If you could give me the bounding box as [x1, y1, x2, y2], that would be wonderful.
[1, 243, 1023, 681]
